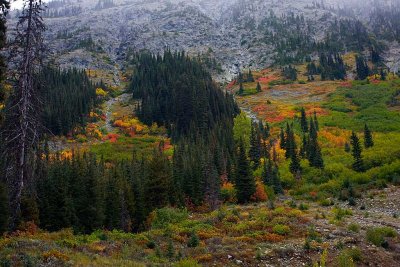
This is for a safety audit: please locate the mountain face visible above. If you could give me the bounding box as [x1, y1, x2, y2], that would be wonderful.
[12, 0, 400, 80]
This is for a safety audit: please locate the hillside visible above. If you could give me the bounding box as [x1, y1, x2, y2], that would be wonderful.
[1, 1, 400, 267]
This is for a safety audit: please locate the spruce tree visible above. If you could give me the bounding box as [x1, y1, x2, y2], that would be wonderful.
[238, 83, 244, 95]
[247, 69, 255, 82]
[235, 139, 256, 203]
[350, 131, 364, 172]
[0, 182, 8, 234]
[364, 124, 374, 148]
[279, 128, 286, 149]
[145, 144, 172, 210]
[256, 82, 262, 93]
[249, 122, 261, 169]
[355, 55, 370, 80]
[289, 148, 301, 175]
[300, 108, 308, 133]
[313, 110, 319, 131]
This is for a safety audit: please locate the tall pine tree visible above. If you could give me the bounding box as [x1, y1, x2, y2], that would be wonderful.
[350, 131, 364, 172]
[235, 139, 256, 203]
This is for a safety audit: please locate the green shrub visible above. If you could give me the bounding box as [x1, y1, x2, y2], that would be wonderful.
[298, 203, 309, 210]
[174, 259, 201, 267]
[272, 224, 290, 235]
[336, 251, 355, 267]
[149, 207, 189, 229]
[344, 248, 363, 262]
[319, 199, 334, 207]
[187, 232, 200, 248]
[366, 227, 397, 247]
[347, 223, 360, 233]
[332, 207, 353, 221]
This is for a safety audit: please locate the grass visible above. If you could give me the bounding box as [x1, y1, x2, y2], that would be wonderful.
[321, 80, 400, 132]
[366, 227, 397, 247]
[89, 135, 166, 161]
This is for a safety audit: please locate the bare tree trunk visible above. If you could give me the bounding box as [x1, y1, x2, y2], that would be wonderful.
[1, 0, 44, 231]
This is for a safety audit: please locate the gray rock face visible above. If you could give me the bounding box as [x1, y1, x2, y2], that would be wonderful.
[11, 0, 400, 80]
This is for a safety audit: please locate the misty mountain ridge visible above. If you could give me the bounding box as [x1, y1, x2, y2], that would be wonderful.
[11, 0, 400, 80]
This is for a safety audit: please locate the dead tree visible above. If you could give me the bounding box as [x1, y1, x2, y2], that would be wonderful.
[1, 0, 45, 230]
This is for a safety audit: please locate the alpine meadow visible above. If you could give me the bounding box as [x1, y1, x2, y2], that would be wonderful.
[1, 0, 400, 266]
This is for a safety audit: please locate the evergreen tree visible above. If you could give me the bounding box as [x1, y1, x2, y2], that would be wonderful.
[235, 139, 256, 203]
[238, 82, 244, 95]
[0, 182, 8, 234]
[256, 82, 262, 92]
[145, 144, 172, 211]
[313, 110, 319, 131]
[300, 135, 308, 158]
[247, 69, 255, 82]
[350, 131, 364, 172]
[364, 124, 374, 148]
[279, 128, 286, 149]
[249, 122, 262, 169]
[355, 55, 370, 80]
[300, 107, 308, 133]
[289, 148, 301, 175]
[263, 161, 283, 194]
[380, 68, 386, 81]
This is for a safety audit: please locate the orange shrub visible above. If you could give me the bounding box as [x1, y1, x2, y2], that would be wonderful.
[251, 181, 267, 202]
[260, 233, 284, 242]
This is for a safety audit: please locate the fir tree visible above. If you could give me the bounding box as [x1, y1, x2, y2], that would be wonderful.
[289, 148, 301, 175]
[247, 69, 255, 82]
[235, 139, 256, 203]
[145, 144, 172, 210]
[249, 122, 262, 169]
[313, 110, 319, 131]
[256, 82, 262, 92]
[238, 83, 244, 95]
[279, 128, 286, 149]
[350, 131, 364, 172]
[300, 107, 308, 133]
[355, 55, 370, 80]
[364, 124, 374, 148]
[0, 182, 8, 234]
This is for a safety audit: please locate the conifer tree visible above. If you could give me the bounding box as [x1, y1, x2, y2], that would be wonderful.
[0, 182, 7, 233]
[249, 122, 261, 169]
[313, 110, 319, 131]
[279, 128, 286, 149]
[256, 82, 262, 92]
[289, 147, 301, 175]
[300, 107, 308, 133]
[300, 135, 307, 158]
[145, 143, 172, 210]
[235, 139, 256, 203]
[364, 124, 374, 148]
[350, 131, 364, 172]
[238, 82, 244, 95]
[247, 69, 255, 82]
[356, 55, 370, 80]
